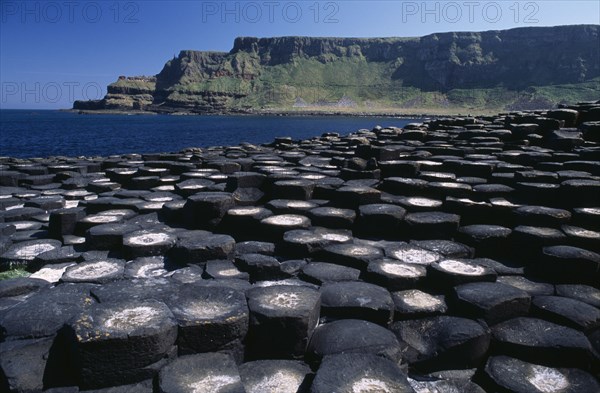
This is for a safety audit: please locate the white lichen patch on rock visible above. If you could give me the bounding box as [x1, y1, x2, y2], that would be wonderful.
[178, 300, 237, 320]
[148, 197, 173, 202]
[408, 378, 460, 393]
[565, 226, 599, 238]
[31, 263, 76, 283]
[127, 232, 171, 245]
[380, 262, 422, 277]
[301, 174, 326, 180]
[351, 377, 392, 393]
[66, 261, 121, 280]
[84, 215, 122, 223]
[229, 207, 262, 215]
[143, 202, 165, 209]
[287, 201, 314, 208]
[356, 297, 374, 307]
[103, 306, 162, 330]
[13, 221, 39, 230]
[248, 370, 305, 393]
[348, 246, 374, 256]
[136, 263, 167, 278]
[14, 243, 57, 259]
[406, 197, 441, 207]
[491, 198, 520, 208]
[401, 290, 443, 309]
[390, 248, 439, 265]
[578, 207, 600, 214]
[188, 375, 240, 393]
[64, 200, 80, 208]
[264, 215, 307, 226]
[262, 292, 302, 310]
[526, 365, 569, 392]
[102, 209, 133, 216]
[321, 233, 352, 242]
[154, 185, 175, 191]
[439, 260, 485, 275]
[218, 268, 242, 277]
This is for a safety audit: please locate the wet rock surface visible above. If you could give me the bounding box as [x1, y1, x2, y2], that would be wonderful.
[1, 102, 600, 391]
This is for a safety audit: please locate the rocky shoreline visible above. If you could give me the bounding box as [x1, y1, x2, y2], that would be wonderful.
[1, 102, 599, 392]
[66, 108, 468, 119]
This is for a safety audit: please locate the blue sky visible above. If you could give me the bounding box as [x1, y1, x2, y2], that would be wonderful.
[1, 0, 599, 109]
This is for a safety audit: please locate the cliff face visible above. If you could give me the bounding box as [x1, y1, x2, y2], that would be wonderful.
[74, 25, 600, 113]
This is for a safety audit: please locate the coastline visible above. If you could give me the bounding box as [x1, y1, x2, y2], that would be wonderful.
[62, 107, 495, 119]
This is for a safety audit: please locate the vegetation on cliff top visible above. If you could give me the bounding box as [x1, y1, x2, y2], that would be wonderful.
[74, 25, 600, 115]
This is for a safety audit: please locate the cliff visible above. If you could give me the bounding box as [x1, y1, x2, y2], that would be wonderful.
[74, 25, 600, 114]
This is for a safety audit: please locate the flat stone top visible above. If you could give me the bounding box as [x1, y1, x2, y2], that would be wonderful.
[246, 285, 320, 315]
[73, 299, 176, 342]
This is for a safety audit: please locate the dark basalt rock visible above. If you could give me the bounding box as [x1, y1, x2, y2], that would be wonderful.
[205, 260, 249, 281]
[1, 239, 63, 271]
[90, 278, 177, 304]
[530, 295, 600, 332]
[124, 256, 168, 279]
[555, 284, 600, 308]
[69, 299, 178, 389]
[234, 253, 283, 281]
[308, 207, 356, 229]
[490, 317, 596, 370]
[265, 199, 318, 215]
[49, 208, 86, 239]
[246, 285, 321, 359]
[366, 258, 427, 291]
[235, 240, 275, 256]
[384, 243, 442, 266]
[164, 284, 249, 355]
[409, 239, 474, 259]
[456, 225, 512, 257]
[428, 259, 497, 288]
[158, 353, 245, 393]
[513, 205, 572, 227]
[392, 289, 447, 320]
[482, 355, 600, 393]
[0, 283, 95, 340]
[279, 228, 352, 257]
[307, 319, 402, 364]
[535, 245, 600, 285]
[355, 203, 406, 238]
[403, 211, 461, 239]
[272, 180, 315, 200]
[496, 275, 555, 296]
[390, 316, 491, 372]
[319, 281, 394, 326]
[239, 359, 312, 393]
[61, 259, 125, 284]
[259, 214, 311, 241]
[182, 192, 235, 229]
[3, 101, 600, 392]
[0, 336, 66, 392]
[171, 233, 236, 265]
[0, 277, 49, 298]
[311, 353, 414, 393]
[86, 223, 141, 250]
[318, 243, 384, 271]
[450, 282, 531, 325]
[220, 206, 272, 241]
[300, 262, 360, 285]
